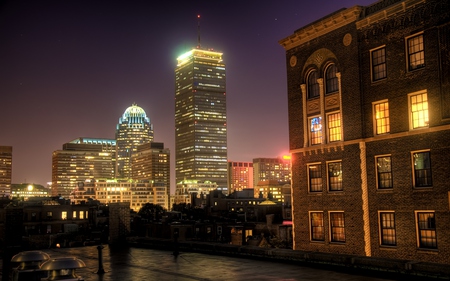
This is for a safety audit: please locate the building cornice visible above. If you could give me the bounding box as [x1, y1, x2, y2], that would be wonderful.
[279, 6, 364, 51]
[356, 0, 426, 29]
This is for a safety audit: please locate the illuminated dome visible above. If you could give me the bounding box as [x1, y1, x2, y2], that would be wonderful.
[119, 103, 150, 125]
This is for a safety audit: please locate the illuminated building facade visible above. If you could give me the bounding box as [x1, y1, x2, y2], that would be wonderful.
[252, 157, 291, 187]
[71, 179, 168, 211]
[132, 142, 170, 208]
[175, 49, 228, 193]
[227, 161, 253, 193]
[11, 183, 50, 199]
[280, 0, 450, 264]
[0, 146, 12, 197]
[116, 104, 154, 179]
[51, 138, 116, 198]
[174, 180, 217, 205]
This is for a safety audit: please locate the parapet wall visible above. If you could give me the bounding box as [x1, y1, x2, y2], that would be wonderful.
[127, 237, 450, 280]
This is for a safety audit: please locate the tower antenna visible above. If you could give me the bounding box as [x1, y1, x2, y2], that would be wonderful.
[197, 14, 201, 49]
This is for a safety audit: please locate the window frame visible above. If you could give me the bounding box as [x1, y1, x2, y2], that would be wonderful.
[325, 64, 339, 94]
[307, 70, 320, 99]
[329, 211, 345, 243]
[373, 100, 390, 135]
[327, 111, 341, 142]
[309, 211, 325, 241]
[411, 150, 432, 188]
[308, 163, 323, 193]
[408, 90, 429, 130]
[415, 211, 437, 249]
[327, 161, 343, 192]
[375, 155, 393, 189]
[406, 32, 425, 71]
[309, 116, 323, 145]
[378, 211, 396, 246]
[370, 46, 387, 82]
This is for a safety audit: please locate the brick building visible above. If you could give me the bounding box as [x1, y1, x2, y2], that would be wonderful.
[279, 0, 450, 263]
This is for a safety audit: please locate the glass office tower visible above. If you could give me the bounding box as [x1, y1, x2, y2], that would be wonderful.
[116, 104, 154, 179]
[175, 48, 228, 192]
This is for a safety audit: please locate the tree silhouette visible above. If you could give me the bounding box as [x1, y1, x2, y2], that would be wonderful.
[138, 203, 165, 221]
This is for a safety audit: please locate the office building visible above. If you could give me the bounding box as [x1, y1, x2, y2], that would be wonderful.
[71, 179, 168, 211]
[52, 138, 116, 198]
[11, 183, 50, 199]
[252, 157, 291, 187]
[280, 0, 450, 264]
[175, 48, 228, 193]
[116, 104, 154, 179]
[174, 180, 217, 205]
[227, 161, 253, 193]
[0, 146, 12, 198]
[132, 142, 170, 208]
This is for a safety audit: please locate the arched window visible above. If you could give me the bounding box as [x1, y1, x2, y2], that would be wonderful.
[325, 64, 338, 94]
[307, 70, 320, 99]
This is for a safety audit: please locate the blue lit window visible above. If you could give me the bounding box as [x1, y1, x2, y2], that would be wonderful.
[310, 117, 322, 145]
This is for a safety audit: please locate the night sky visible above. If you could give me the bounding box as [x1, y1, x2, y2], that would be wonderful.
[0, 0, 375, 192]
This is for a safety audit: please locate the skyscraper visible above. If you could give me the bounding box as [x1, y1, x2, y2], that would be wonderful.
[116, 104, 154, 179]
[0, 146, 12, 197]
[175, 48, 228, 192]
[52, 138, 116, 197]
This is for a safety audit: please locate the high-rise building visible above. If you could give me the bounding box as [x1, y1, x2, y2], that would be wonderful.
[252, 157, 291, 187]
[132, 142, 170, 208]
[280, 0, 450, 264]
[227, 161, 253, 193]
[116, 104, 154, 179]
[52, 138, 116, 197]
[0, 146, 12, 197]
[175, 48, 228, 192]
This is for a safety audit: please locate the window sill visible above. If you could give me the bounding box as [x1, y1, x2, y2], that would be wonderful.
[330, 242, 346, 245]
[376, 188, 393, 192]
[379, 245, 397, 250]
[417, 248, 438, 254]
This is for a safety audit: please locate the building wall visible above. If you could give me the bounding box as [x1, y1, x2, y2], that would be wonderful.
[0, 146, 12, 197]
[281, 0, 450, 263]
[228, 161, 253, 193]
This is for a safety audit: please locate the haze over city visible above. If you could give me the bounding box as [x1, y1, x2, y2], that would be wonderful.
[0, 0, 375, 191]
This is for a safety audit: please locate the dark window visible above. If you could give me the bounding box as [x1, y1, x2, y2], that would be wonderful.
[407, 34, 424, 71]
[376, 156, 393, 189]
[328, 162, 342, 191]
[413, 151, 432, 187]
[372, 47, 386, 81]
[307, 70, 320, 99]
[325, 64, 338, 94]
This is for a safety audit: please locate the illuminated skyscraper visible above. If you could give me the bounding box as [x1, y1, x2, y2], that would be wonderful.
[116, 104, 154, 179]
[52, 138, 116, 198]
[175, 48, 227, 192]
[0, 146, 12, 197]
[228, 161, 253, 193]
[253, 157, 291, 187]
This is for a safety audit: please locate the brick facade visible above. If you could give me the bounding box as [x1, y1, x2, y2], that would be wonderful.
[280, 0, 450, 264]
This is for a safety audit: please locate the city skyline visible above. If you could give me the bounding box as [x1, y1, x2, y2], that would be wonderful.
[0, 0, 375, 189]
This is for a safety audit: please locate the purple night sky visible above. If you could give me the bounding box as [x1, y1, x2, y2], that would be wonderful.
[0, 0, 375, 192]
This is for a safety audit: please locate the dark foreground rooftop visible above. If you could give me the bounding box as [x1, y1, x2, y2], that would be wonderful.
[1, 244, 402, 281]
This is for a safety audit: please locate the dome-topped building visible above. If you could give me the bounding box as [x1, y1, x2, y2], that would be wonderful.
[116, 103, 154, 179]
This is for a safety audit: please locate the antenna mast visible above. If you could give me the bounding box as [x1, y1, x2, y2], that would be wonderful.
[197, 14, 201, 49]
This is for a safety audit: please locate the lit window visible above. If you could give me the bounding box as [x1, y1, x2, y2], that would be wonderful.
[79, 211, 84, 219]
[374, 101, 390, 135]
[330, 212, 345, 242]
[310, 212, 325, 241]
[412, 151, 432, 187]
[308, 164, 322, 192]
[73, 211, 77, 218]
[62, 211, 67, 220]
[307, 70, 320, 99]
[327, 112, 341, 142]
[376, 156, 393, 189]
[371, 47, 386, 81]
[416, 212, 437, 249]
[379, 212, 396, 246]
[47, 211, 53, 219]
[410, 92, 428, 129]
[310, 116, 322, 145]
[407, 34, 424, 71]
[328, 161, 342, 191]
